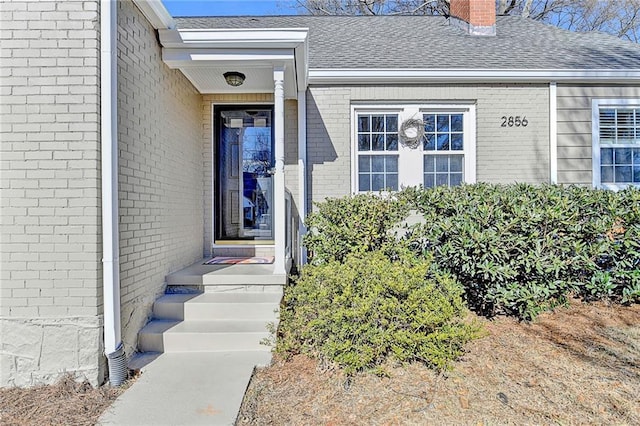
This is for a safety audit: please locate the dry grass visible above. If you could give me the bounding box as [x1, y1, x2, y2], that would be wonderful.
[0, 374, 132, 426]
[238, 299, 640, 425]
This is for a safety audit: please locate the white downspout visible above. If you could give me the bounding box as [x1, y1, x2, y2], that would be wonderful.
[549, 82, 558, 184]
[297, 90, 307, 265]
[101, 0, 126, 386]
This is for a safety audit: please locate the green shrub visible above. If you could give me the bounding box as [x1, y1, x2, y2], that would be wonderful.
[303, 193, 409, 264]
[301, 185, 639, 322]
[587, 187, 640, 302]
[277, 251, 481, 374]
[400, 184, 640, 319]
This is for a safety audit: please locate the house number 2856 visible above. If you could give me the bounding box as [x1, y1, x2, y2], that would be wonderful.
[501, 116, 529, 127]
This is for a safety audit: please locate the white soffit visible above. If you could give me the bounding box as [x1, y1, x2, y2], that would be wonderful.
[180, 66, 297, 95]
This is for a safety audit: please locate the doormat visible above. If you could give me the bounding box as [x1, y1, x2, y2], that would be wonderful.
[203, 256, 275, 265]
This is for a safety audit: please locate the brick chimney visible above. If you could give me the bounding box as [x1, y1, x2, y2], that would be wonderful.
[450, 0, 496, 36]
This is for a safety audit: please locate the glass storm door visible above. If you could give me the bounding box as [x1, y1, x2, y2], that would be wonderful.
[216, 107, 274, 241]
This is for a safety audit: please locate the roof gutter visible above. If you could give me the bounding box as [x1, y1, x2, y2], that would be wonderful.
[308, 68, 640, 84]
[101, 0, 126, 386]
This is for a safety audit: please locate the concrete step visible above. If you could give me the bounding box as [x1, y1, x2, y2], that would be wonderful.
[165, 261, 287, 287]
[153, 292, 282, 321]
[138, 319, 274, 353]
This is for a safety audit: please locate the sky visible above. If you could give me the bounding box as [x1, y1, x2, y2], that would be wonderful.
[161, 0, 300, 17]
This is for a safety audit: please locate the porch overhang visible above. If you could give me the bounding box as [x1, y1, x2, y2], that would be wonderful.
[158, 28, 309, 97]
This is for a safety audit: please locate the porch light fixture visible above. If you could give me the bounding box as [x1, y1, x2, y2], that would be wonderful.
[223, 71, 245, 87]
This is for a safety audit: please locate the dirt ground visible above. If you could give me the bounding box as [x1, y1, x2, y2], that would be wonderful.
[238, 299, 640, 425]
[0, 374, 131, 426]
[0, 301, 637, 426]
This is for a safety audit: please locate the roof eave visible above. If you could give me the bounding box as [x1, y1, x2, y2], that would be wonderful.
[308, 69, 640, 84]
[158, 28, 310, 49]
[158, 27, 310, 94]
[133, 0, 175, 29]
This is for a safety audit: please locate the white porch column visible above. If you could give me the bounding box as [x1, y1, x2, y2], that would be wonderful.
[273, 66, 286, 274]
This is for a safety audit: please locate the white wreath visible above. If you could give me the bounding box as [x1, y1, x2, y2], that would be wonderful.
[399, 118, 424, 149]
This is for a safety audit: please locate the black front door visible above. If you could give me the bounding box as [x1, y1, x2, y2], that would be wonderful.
[215, 106, 274, 242]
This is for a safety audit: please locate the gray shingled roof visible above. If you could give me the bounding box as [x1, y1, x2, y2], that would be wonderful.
[174, 15, 640, 70]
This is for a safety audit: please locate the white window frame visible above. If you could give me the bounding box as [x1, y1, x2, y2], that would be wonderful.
[350, 103, 476, 193]
[592, 98, 640, 190]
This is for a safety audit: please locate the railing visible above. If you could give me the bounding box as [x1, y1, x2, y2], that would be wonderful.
[285, 189, 294, 262]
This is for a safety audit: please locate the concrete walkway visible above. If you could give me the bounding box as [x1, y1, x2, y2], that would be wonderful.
[98, 351, 271, 426]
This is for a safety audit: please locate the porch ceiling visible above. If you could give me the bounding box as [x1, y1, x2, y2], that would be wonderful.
[159, 28, 309, 98]
[163, 62, 297, 96]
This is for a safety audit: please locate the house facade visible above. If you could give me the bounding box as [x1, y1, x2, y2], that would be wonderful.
[1, 0, 639, 387]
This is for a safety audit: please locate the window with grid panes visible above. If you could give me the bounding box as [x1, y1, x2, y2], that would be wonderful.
[593, 100, 640, 188]
[423, 113, 465, 187]
[356, 113, 399, 191]
[353, 105, 475, 192]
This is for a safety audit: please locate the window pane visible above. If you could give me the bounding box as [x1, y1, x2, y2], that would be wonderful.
[424, 114, 435, 132]
[601, 166, 614, 182]
[436, 156, 449, 172]
[618, 128, 635, 142]
[386, 156, 398, 172]
[633, 149, 640, 163]
[600, 109, 615, 124]
[451, 134, 464, 150]
[437, 134, 449, 150]
[358, 154, 397, 192]
[424, 134, 435, 151]
[372, 174, 385, 191]
[372, 115, 384, 132]
[450, 155, 463, 172]
[386, 115, 398, 132]
[615, 166, 632, 182]
[359, 174, 370, 191]
[372, 134, 384, 151]
[437, 115, 449, 132]
[600, 127, 616, 143]
[634, 165, 640, 183]
[372, 156, 384, 172]
[424, 155, 436, 172]
[358, 115, 370, 132]
[599, 109, 616, 142]
[436, 173, 449, 186]
[451, 114, 463, 132]
[424, 174, 434, 188]
[359, 155, 370, 172]
[358, 134, 370, 151]
[450, 173, 463, 186]
[617, 109, 635, 126]
[601, 148, 614, 165]
[386, 134, 398, 151]
[615, 148, 632, 164]
[423, 154, 465, 187]
[386, 174, 398, 191]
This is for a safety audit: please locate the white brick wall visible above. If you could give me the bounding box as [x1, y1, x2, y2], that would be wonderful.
[307, 84, 550, 204]
[116, 0, 203, 356]
[0, 0, 103, 387]
[556, 84, 640, 185]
